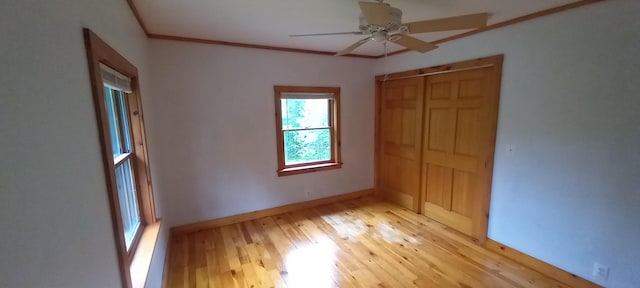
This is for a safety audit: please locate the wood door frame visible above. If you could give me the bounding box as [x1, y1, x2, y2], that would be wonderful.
[375, 55, 503, 244]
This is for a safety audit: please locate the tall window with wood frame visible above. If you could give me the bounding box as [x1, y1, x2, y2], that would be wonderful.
[102, 68, 142, 250]
[274, 86, 342, 176]
[84, 28, 156, 288]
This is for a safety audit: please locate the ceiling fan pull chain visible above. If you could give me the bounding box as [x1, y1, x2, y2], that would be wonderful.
[383, 42, 389, 82]
[384, 41, 388, 57]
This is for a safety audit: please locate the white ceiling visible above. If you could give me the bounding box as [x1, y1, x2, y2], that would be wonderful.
[133, 0, 579, 56]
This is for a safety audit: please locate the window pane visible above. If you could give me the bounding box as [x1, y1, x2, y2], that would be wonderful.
[284, 128, 332, 165]
[116, 91, 132, 153]
[281, 99, 329, 129]
[115, 159, 141, 249]
[104, 87, 122, 157]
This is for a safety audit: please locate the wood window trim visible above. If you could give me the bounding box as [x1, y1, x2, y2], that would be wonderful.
[83, 28, 157, 288]
[274, 86, 342, 177]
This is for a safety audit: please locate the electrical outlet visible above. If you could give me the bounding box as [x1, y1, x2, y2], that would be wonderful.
[592, 262, 609, 281]
[506, 144, 515, 156]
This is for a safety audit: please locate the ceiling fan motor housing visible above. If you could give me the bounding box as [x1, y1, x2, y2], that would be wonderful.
[359, 7, 402, 33]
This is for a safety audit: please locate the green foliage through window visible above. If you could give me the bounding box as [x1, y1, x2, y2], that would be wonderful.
[281, 98, 332, 165]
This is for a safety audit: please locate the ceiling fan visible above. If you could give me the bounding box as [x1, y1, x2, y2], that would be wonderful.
[289, 0, 489, 56]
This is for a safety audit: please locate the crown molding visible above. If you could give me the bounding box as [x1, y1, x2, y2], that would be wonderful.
[126, 0, 149, 36]
[147, 34, 378, 59]
[126, 0, 604, 59]
[379, 0, 604, 58]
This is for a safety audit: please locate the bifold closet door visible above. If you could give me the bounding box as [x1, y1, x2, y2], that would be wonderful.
[421, 67, 499, 241]
[378, 77, 424, 212]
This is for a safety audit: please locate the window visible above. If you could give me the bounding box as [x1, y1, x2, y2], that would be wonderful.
[84, 28, 157, 288]
[104, 84, 142, 250]
[274, 86, 342, 176]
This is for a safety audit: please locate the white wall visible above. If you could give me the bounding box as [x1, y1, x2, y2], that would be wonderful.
[147, 40, 375, 227]
[4, 0, 637, 287]
[374, 1, 640, 287]
[0, 0, 168, 287]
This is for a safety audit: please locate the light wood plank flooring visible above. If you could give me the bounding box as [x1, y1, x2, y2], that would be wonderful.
[166, 197, 570, 288]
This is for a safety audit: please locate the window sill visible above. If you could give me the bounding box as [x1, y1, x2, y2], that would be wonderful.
[130, 220, 161, 288]
[278, 162, 342, 176]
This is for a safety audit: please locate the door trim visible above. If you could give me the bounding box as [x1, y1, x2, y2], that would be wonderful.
[375, 55, 503, 82]
[375, 55, 503, 244]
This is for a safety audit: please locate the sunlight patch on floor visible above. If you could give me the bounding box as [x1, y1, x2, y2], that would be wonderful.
[321, 215, 368, 241]
[284, 239, 337, 288]
[374, 221, 421, 245]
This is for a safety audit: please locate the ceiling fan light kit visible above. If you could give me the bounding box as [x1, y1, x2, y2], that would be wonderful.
[288, 1, 489, 56]
[370, 31, 388, 42]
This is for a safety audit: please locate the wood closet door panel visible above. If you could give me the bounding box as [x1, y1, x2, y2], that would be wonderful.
[421, 67, 498, 239]
[379, 77, 424, 211]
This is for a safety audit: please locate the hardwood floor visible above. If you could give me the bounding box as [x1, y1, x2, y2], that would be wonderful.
[166, 197, 571, 288]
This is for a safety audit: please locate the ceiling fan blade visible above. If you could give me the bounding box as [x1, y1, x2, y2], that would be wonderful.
[289, 32, 364, 37]
[404, 13, 489, 33]
[336, 37, 371, 56]
[390, 35, 437, 53]
[359, 2, 391, 27]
